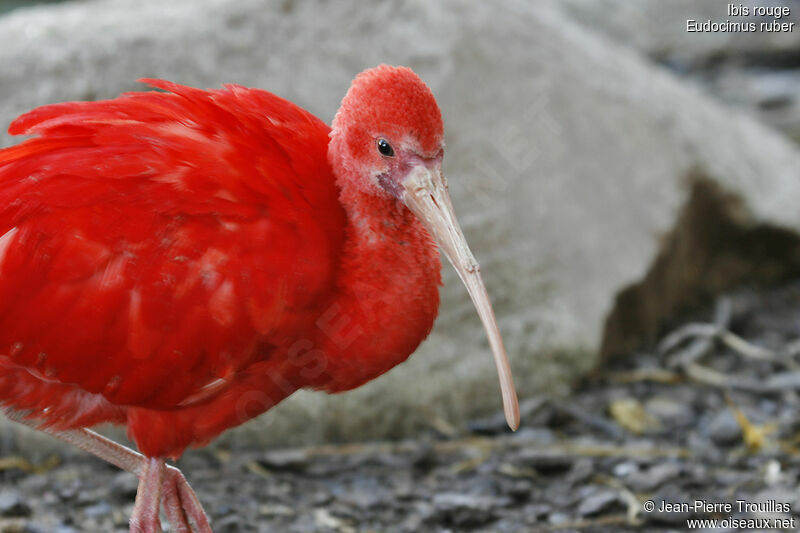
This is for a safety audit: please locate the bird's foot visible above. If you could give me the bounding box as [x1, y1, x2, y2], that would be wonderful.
[129, 457, 212, 533]
[162, 463, 213, 533]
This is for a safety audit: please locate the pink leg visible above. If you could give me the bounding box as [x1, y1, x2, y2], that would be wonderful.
[163, 466, 212, 532]
[130, 457, 165, 533]
[4, 410, 212, 533]
[162, 475, 192, 533]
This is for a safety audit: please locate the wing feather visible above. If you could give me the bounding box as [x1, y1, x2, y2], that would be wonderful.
[0, 80, 345, 415]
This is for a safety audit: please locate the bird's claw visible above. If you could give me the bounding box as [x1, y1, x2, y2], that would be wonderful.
[130, 458, 212, 533]
[162, 465, 212, 533]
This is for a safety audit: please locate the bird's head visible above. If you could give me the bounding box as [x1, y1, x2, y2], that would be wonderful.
[329, 65, 444, 198]
[330, 65, 519, 430]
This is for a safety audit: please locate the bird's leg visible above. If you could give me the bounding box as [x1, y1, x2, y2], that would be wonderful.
[162, 474, 192, 533]
[130, 457, 165, 533]
[163, 466, 212, 532]
[4, 410, 211, 532]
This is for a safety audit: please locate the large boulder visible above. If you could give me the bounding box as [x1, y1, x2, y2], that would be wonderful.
[1, 0, 799, 452]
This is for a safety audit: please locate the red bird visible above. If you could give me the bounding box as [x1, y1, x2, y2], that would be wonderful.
[0, 65, 518, 532]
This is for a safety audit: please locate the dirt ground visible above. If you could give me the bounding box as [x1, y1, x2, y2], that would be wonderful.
[3, 282, 800, 532]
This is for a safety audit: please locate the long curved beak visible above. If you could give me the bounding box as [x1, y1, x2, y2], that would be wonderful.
[401, 164, 520, 431]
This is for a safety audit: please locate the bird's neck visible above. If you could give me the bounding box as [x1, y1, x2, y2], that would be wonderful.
[310, 160, 442, 392]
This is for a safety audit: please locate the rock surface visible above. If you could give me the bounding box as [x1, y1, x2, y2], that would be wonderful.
[0, 0, 799, 449]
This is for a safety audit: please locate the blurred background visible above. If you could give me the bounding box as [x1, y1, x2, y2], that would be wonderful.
[0, 0, 799, 531]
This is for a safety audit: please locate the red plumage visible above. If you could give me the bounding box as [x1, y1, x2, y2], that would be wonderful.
[0, 73, 443, 458]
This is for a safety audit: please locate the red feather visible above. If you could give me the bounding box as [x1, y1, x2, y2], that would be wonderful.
[0, 80, 349, 456]
[0, 71, 445, 458]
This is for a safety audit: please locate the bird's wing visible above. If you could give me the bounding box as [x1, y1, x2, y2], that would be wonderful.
[0, 80, 345, 411]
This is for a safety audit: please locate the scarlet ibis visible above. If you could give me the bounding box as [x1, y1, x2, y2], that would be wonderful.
[0, 65, 518, 532]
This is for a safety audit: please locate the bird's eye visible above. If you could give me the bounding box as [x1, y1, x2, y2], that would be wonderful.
[377, 139, 395, 157]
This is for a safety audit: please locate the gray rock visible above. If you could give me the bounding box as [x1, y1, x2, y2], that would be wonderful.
[524, 503, 552, 520]
[214, 513, 244, 533]
[0, 490, 32, 517]
[109, 472, 138, 503]
[547, 511, 570, 525]
[708, 410, 742, 446]
[645, 396, 696, 428]
[566, 458, 595, 486]
[82, 501, 112, 518]
[432, 493, 512, 510]
[430, 493, 510, 528]
[21, 524, 53, 533]
[576, 488, 622, 517]
[515, 449, 575, 474]
[612, 461, 637, 478]
[256, 448, 309, 472]
[627, 462, 683, 492]
[0, 0, 799, 451]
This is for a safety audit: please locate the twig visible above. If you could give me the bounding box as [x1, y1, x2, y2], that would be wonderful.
[713, 297, 733, 328]
[781, 337, 800, 359]
[555, 403, 627, 439]
[604, 369, 682, 385]
[658, 323, 718, 356]
[0, 454, 60, 474]
[660, 319, 792, 379]
[666, 334, 714, 369]
[684, 363, 800, 393]
[684, 362, 740, 388]
[540, 513, 637, 531]
[593, 474, 645, 524]
[718, 330, 777, 361]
